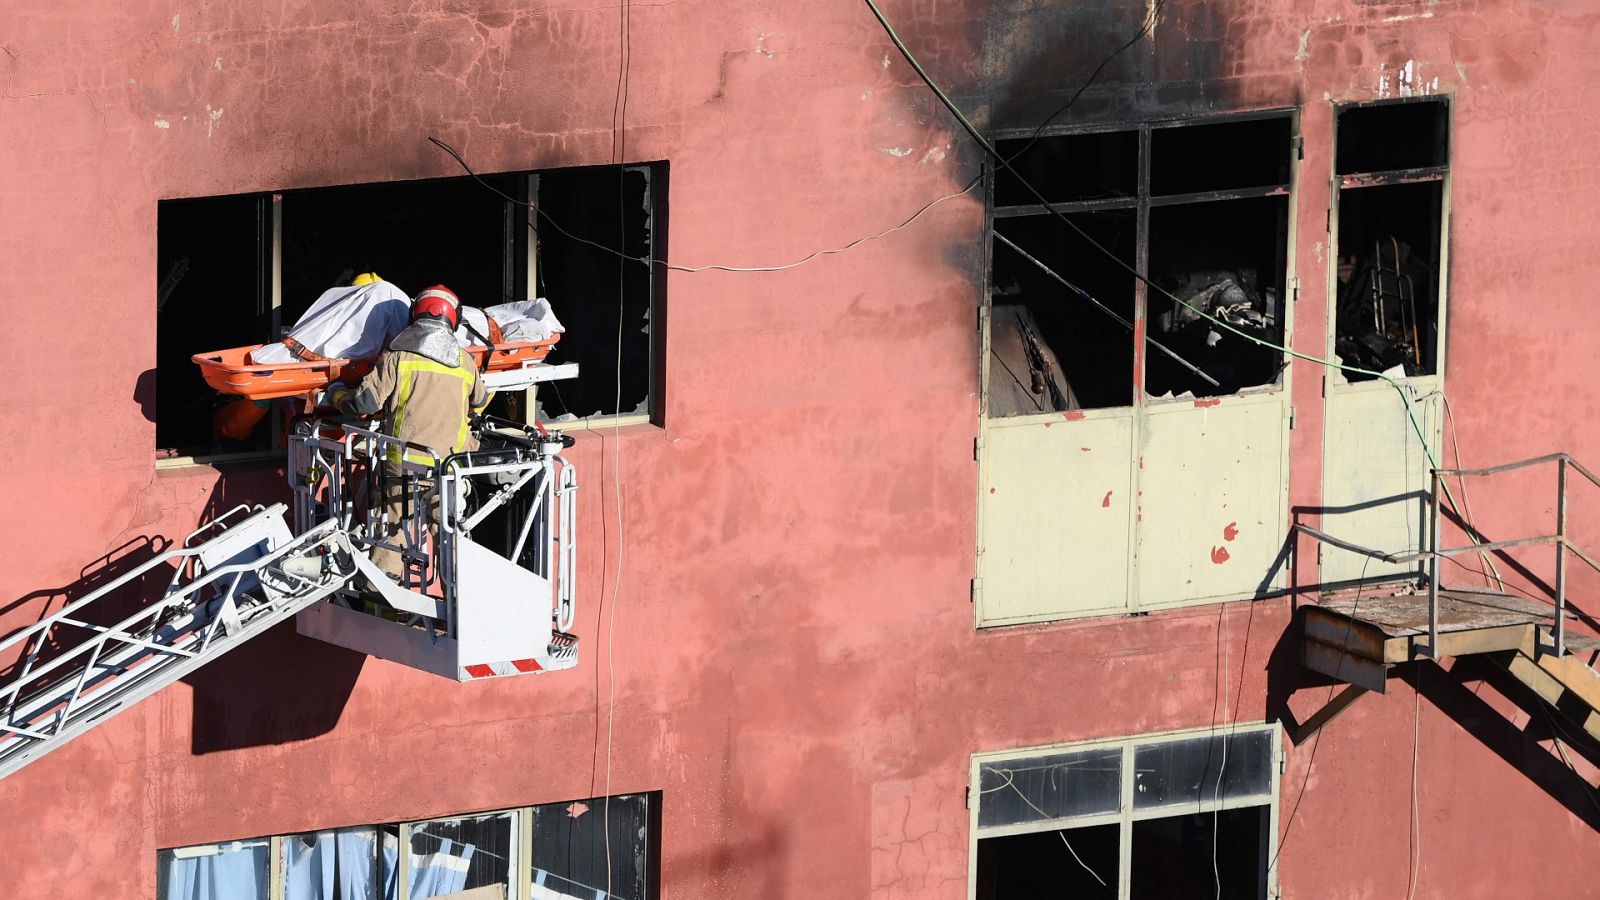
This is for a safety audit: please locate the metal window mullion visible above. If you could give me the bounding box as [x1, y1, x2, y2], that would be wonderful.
[636, 164, 658, 423]
[1133, 125, 1152, 407]
[993, 197, 1140, 218]
[1434, 153, 1452, 381]
[522, 175, 541, 425]
[518, 804, 535, 900]
[268, 194, 284, 452]
[269, 835, 284, 900]
[1128, 793, 1274, 821]
[1118, 741, 1134, 900]
[1146, 183, 1292, 207]
[1126, 126, 1152, 615]
[398, 821, 412, 900]
[1267, 727, 1283, 898]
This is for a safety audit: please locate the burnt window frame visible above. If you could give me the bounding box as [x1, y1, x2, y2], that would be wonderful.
[154, 164, 668, 469]
[1327, 95, 1452, 388]
[968, 724, 1280, 900]
[983, 109, 1298, 420]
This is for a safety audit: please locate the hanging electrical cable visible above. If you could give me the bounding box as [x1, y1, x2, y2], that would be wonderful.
[858, 0, 1497, 566]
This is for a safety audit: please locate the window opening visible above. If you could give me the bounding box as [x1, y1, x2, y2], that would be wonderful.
[1129, 807, 1267, 899]
[1335, 99, 1449, 176]
[993, 130, 1139, 206]
[157, 839, 271, 899]
[986, 114, 1292, 416]
[154, 164, 664, 460]
[976, 745, 1123, 827]
[279, 177, 520, 324]
[990, 210, 1136, 413]
[408, 811, 516, 899]
[281, 827, 388, 900]
[975, 824, 1120, 898]
[1146, 197, 1289, 398]
[1151, 117, 1292, 196]
[158, 795, 657, 900]
[155, 194, 272, 455]
[1333, 99, 1449, 381]
[529, 793, 657, 900]
[973, 726, 1277, 900]
[533, 165, 656, 422]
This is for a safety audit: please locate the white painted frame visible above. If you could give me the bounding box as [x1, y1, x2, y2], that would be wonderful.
[968, 723, 1282, 900]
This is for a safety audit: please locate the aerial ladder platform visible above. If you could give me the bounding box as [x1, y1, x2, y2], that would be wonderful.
[0, 362, 581, 784]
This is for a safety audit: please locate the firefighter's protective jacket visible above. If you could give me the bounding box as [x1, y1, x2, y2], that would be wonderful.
[339, 318, 488, 465]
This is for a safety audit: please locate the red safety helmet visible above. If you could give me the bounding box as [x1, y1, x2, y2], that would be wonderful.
[411, 285, 461, 329]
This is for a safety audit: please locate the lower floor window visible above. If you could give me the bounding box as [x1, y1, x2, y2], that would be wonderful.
[157, 793, 658, 900]
[972, 726, 1278, 900]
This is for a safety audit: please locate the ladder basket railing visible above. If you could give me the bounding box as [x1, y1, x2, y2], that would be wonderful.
[0, 506, 352, 777]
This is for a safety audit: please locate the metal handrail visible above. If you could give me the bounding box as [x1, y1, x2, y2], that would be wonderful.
[1299, 451, 1597, 659]
[1428, 454, 1597, 658]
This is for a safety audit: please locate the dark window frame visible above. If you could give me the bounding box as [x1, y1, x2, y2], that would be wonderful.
[984, 109, 1298, 418]
[971, 726, 1279, 900]
[154, 163, 668, 466]
[1328, 95, 1452, 386]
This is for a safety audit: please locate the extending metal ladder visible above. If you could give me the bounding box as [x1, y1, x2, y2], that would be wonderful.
[0, 503, 357, 782]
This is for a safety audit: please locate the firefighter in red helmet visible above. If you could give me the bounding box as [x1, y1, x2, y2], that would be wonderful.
[330, 285, 488, 582]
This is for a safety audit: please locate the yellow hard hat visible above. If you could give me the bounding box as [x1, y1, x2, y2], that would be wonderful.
[351, 272, 382, 286]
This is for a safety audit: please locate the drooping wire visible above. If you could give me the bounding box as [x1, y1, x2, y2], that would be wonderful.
[428, 136, 982, 275]
[600, 0, 634, 896]
[994, 0, 1168, 167]
[858, 0, 1457, 489]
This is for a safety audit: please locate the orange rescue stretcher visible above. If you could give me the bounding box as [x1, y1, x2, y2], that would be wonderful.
[193, 335, 560, 401]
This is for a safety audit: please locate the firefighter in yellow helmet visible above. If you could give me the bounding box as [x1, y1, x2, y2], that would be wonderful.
[330, 284, 488, 582]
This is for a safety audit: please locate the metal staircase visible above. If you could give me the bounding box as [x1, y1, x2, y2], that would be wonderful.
[1298, 452, 1600, 754]
[0, 504, 357, 781]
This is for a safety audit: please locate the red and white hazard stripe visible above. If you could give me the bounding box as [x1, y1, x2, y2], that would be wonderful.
[459, 658, 545, 680]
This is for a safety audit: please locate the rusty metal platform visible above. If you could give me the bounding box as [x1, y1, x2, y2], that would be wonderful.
[1302, 584, 1579, 693]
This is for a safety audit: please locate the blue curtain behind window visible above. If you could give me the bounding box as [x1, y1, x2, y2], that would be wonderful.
[285, 829, 387, 900]
[408, 838, 475, 898]
[161, 842, 269, 900]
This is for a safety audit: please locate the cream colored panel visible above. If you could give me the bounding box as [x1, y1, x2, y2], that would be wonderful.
[977, 415, 1134, 625]
[1320, 381, 1443, 583]
[1136, 397, 1290, 608]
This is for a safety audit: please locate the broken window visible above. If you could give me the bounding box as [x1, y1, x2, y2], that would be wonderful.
[529, 793, 659, 900]
[154, 164, 665, 461]
[986, 114, 1292, 416]
[156, 794, 659, 899]
[973, 726, 1277, 900]
[280, 826, 389, 899]
[1332, 98, 1449, 381]
[155, 193, 274, 456]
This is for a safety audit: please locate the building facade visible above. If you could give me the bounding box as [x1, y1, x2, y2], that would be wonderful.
[2, 0, 1599, 896]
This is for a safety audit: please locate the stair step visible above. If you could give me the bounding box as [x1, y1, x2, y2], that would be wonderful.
[1533, 651, 1600, 718]
[1497, 652, 1600, 742]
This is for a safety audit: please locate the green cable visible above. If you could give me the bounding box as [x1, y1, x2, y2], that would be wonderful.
[863, 0, 1499, 582]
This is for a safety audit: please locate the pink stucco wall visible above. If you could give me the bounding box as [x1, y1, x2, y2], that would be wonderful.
[2, 0, 1598, 896]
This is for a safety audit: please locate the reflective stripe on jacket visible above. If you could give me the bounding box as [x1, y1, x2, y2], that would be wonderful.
[345, 342, 488, 467]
